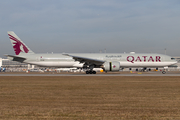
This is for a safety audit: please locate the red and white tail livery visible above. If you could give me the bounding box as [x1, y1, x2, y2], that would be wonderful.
[7, 31, 34, 55]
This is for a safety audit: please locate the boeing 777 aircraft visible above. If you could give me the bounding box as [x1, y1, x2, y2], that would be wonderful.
[5, 31, 177, 74]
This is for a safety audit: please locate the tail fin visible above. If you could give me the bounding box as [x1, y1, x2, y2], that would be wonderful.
[7, 31, 34, 55]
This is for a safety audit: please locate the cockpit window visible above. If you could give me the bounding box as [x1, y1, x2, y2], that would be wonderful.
[171, 58, 175, 60]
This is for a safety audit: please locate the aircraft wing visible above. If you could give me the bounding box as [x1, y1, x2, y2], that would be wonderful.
[4, 54, 26, 62]
[63, 54, 105, 65]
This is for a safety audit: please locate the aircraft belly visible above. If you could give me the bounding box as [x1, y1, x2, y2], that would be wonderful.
[27, 61, 82, 67]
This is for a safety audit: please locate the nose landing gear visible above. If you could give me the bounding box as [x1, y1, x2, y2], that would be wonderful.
[162, 71, 166, 74]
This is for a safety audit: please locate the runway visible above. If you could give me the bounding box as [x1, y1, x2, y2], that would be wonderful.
[1, 72, 180, 76]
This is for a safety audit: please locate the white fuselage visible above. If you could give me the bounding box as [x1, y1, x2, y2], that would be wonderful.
[11, 53, 177, 68]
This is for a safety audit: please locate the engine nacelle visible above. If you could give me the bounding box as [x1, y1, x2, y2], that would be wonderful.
[103, 61, 120, 71]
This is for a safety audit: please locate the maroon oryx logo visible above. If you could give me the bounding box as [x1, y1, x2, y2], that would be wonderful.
[8, 34, 29, 55]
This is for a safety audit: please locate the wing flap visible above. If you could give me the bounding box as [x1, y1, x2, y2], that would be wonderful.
[63, 54, 104, 65]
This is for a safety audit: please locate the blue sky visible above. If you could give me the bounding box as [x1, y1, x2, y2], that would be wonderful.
[1, 0, 180, 58]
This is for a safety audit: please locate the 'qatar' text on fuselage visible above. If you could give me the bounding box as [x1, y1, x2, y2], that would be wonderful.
[127, 56, 161, 63]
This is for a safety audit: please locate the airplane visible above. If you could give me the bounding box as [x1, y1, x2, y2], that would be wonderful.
[5, 31, 177, 74]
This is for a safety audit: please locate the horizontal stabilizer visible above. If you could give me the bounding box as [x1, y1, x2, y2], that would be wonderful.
[4, 54, 26, 62]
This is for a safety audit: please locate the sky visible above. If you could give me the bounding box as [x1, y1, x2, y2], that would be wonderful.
[1, 0, 180, 58]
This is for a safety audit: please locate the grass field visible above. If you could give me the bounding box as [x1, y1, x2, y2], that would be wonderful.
[0, 76, 180, 119]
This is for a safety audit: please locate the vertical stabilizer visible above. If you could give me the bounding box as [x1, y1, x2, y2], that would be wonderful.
[7, 31, 34, 55]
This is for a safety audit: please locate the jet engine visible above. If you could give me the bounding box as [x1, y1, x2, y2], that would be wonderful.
[103, 61, 120, 71]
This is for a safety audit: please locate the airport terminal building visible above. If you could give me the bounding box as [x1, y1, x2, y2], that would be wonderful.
[0, 58, 35, 72]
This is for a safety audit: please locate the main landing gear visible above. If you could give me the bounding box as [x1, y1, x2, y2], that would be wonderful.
[85, 64, 96, 74]
[86, 70, 96, 74]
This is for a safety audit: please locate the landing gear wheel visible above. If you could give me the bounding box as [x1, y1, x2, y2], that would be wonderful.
[86, 71, 89, 74]
[86, 70, 96, 74]
[162, 71, 166, 74]
[92, 71, 96, 74]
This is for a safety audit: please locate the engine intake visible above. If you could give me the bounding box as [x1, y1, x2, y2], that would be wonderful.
[103, 61, 120, 71]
